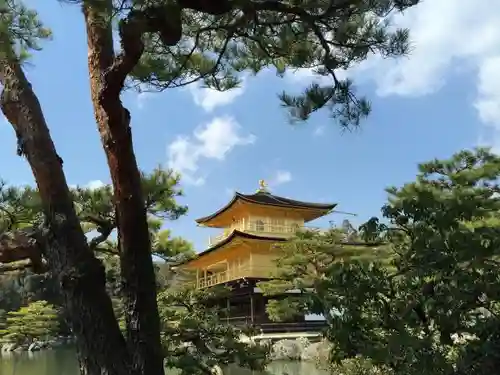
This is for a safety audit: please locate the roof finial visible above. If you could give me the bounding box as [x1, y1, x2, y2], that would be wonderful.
[257, 179, 269, 193]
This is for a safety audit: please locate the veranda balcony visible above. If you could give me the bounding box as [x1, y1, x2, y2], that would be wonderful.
[196, 256, 275, 289]
[207, 219, 316, 247]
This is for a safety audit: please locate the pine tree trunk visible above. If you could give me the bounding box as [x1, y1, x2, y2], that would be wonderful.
[83, 3, 164, 375]
[0, 53, 134, 374]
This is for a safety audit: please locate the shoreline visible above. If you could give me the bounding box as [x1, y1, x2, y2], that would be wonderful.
[0, 336, 75, 354]
[1, 336, 332, 362]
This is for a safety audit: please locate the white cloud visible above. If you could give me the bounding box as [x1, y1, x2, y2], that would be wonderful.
[357, 0, 500, 98]
[286, 67, 348, 86]
[474, 56, 500, 152]
[313, 125, 326, 137]
[359, 0, 500, 150]
[137, 92, 153, 109]
[133, 82, 157, 109]
[475, 57, 500, 125]
[69, 180, 106, 190]
[86, 180, 105, 190]
[287, 0, 500, 149]
[167, 116, 256, 185]
[189, 81, 246, 112]
[269, 170, 292, 187]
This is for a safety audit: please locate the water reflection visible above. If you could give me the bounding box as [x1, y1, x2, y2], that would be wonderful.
[0, 347, 78, 375]
[0, 349, 328, 375]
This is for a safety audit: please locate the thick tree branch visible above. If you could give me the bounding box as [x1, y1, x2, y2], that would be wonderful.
[89, 227, 114, 251]
[80, 214, 116, 250]
[100, 4, 183, 105]
[0, 229, 46, 273]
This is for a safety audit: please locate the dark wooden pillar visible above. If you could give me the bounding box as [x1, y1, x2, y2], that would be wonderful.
[250, 292, 254, 324]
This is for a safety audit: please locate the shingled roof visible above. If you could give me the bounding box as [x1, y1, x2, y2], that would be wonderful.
[195, 190, 336, 224]
[180, 230, 288, 265]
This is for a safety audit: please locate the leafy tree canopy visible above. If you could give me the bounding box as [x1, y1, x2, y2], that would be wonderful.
[259, 227, 392, 322]
[123, 0, 419, 127]
[0, 168, 195, 341]
[158, 286, 268, 375]
[0, 167, 194, 268]
[263, 148, 500, 375]
[0, 300, 59, 345]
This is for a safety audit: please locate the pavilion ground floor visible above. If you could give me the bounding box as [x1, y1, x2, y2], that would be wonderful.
[208, 278, 326, 334]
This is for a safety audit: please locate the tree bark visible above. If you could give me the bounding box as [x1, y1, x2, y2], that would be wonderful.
[82, 3, 164, 375]
[0, 53, 134, 375]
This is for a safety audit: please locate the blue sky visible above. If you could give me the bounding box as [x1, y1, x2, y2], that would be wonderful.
[1, 0, 499, 251]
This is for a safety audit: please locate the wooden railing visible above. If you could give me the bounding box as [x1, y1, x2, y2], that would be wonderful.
[256, 320, 327, 334]
[197, 260, 253, 288]
[222, 316, 327, 333]
[196, 257, 278, 288]
[208, 220, 318, 246]
[198, 270, 230, 288]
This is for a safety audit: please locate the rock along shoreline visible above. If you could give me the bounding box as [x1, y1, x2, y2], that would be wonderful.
[265, 337, 332, 362]
[1, 336, 332, 363]
[1, 336, 75, 354]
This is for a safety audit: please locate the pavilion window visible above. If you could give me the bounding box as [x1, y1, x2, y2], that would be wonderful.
[255, 219, 264, 232]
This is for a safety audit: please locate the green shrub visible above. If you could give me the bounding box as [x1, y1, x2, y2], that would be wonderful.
[0, 300, 59, 345]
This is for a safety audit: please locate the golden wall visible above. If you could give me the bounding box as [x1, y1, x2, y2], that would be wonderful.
[182, 239, 280, 288]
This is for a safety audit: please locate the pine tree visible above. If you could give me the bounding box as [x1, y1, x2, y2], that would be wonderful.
[158, 286, 268, 375]
[0, 300, 59, 346]
[264, 148, 500, 375]
[258, 228, 392, 322]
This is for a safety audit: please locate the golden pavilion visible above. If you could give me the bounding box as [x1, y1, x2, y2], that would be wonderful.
[180, 180, 336, 332]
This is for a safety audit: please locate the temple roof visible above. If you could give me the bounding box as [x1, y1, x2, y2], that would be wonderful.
[178, 231, 384, 267]
[195, 187, 337, 226]
[181, 230, 287, 266]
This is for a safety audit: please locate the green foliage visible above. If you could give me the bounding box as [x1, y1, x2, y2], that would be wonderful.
[71, 167, 188, 251]
[0, 180, 42, 232]
[259, 228, 392, 322]
[0, 0, 51, 60]
[141, 168, 188, 221]
[111, 295, 127, 332]
[127, 0, 420, 127]
[0, 168, 189, 254]
[358, 217, 387, 243]
[45, 0, 419, 129]
[0, 169, 193, 341]
[158, 285, 269, 375]
[151, 229, 194, 263]
[0, 268, 61, 313]
[265, 148, 500, 375]
[330, 149, 500, 375]
[0, 300, 59, 345]
[2, 174, 258, 373]
[323, 356, 393, 375]
[0, 308, 6, 336]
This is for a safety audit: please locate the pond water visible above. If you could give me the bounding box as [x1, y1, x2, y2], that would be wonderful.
[0, 348, 328, 375]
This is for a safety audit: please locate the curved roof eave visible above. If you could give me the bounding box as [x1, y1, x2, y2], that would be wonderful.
[195, 192, 337, 225]
[179, 230, 287, 266]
